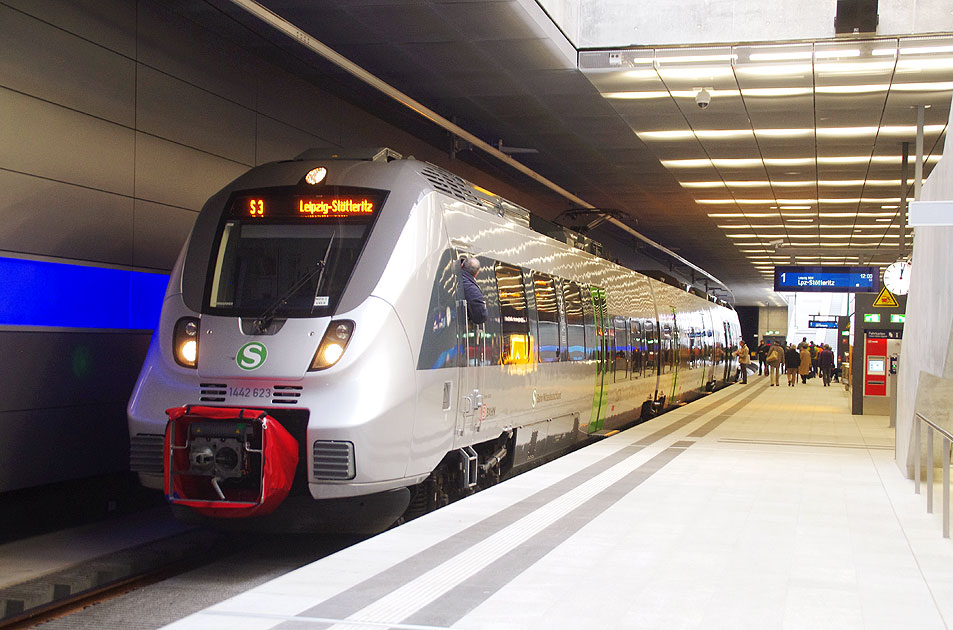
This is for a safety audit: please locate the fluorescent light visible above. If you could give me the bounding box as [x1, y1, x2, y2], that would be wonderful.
[641, 125, 944, 142]
[603, 91, 670, 99]
[814, 48, 861, 58]
[742, 87, 813, 97]
[891, 81, 953, 91]
[695, 129, 754, 139]
[872, 48, 898, 57]
[899, 45, 953, 55]
[780, 206, 812, 210]
[637, 130, 695, 140]
[816, 84, 889, 94]
[657, 53, 738, 63]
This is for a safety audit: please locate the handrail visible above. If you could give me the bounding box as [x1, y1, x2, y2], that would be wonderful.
[914, 412, 952, 537]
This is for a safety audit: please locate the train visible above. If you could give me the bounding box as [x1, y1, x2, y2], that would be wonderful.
[127, 147, 742, 533]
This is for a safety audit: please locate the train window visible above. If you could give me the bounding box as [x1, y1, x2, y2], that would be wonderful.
[563, 282, 586, 361]
[629, 319, 643, 378]
[661, 324, 673, 374]
[496, 263, 531, 364]
[533, 272, 560, 363]
[645, 319, 658, 374]
[613, 316, 629, 380]
[208, 222, 370, 316]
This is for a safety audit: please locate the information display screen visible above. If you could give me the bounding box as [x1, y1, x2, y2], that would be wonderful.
[808, 320, 839, 329]
[226, 187, 386, 221]
[774, 266, 879, 293]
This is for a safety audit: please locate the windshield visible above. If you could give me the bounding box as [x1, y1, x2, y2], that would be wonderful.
[206, 187, 385, 317]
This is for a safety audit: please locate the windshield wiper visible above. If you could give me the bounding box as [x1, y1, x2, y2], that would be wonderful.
[254, 261, 325, 333]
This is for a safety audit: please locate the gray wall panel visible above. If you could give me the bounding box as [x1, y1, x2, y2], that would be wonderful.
[0, 404, 130, 492]
[0, 87, 134, 196]
[0, 170, 133, 264]
[255, 115, 332, 166]
[133, 200, 197, 270]
[256, 67, 345, 146]
[3, 0, 136, 57]
[0, 5, 136, 126]
[0, 332, 149, 414]
[136, 1, 256, 109]
[136, 66, 257, 165]
[134, 132, 249, 211]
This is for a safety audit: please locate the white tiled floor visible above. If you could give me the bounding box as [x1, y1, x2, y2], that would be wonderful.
[164, 379, 953, 630]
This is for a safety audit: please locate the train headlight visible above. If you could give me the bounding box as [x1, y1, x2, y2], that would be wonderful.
[173, 317, 200, 368]
[309, 320, 354, 371]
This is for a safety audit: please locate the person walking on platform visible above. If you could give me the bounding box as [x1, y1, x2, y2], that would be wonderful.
[808, 341, 818, 376]
[734, 341, 752, 384]
[798, 344, 812, 384]
[818, 344, 835, 386]
[757, 340, 770, 376]
[766, 342, 784, 386]
[785, 344, 800, 387]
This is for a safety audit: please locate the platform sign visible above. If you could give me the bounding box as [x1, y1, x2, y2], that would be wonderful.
[774, 266, 879, 293]
[808, 320, 838, 329]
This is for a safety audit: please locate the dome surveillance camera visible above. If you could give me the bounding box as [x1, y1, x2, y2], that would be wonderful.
[695, 88, 711, 109]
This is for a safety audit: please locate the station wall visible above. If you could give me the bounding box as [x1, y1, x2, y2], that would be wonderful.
[0, 0, 564, 493]
[896, 98, 953, 477]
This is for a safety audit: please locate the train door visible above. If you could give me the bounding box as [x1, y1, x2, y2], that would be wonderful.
[453, 252, 500, 440]
[723, 322, 733, 382]
[612, 316, 629, 382]
[588, 286, 609, 433]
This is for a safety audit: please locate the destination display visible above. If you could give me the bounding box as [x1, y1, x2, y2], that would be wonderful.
[774, 266, 879, 293]
[227, 187, 386, 220]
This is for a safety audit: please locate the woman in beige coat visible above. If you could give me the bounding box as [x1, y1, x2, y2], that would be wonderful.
[798, 346, 812, 384]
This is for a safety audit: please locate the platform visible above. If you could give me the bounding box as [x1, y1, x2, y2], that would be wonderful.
[161, 378, 953, 630]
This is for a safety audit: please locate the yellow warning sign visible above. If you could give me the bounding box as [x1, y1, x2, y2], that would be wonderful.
[873, 286, 899, 308]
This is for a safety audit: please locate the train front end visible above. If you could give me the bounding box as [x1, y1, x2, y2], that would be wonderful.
[127, 152, 423, 532]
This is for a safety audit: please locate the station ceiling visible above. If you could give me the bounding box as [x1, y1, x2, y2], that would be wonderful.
[203, 0, 953, 306]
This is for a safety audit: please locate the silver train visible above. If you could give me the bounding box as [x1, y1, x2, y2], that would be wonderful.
[127, 147, 742, 532]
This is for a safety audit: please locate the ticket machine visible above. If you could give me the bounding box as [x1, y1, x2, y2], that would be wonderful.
[862, 331, 901, 415]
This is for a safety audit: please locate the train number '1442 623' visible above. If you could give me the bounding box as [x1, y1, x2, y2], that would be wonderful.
[228, 387, 272, 399]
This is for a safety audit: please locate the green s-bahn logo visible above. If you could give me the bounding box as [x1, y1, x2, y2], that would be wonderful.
[237, 342, 267, 371]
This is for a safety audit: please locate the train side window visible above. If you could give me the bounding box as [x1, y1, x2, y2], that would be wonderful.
[563, 281, 586, 361]
[629, 319, 643, 378]
[533, 272, 560, 363]
[645, 319, 658, 374]
[496, 263, 531, 364]
[662, 324, 674, 374]
[613, 316, 629, 381]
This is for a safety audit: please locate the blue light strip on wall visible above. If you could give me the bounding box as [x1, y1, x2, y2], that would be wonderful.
[0, 256, 169, 330]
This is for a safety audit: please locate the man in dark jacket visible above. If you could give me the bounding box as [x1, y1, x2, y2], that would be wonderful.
[784, 344, 801, 387]
[757, 340, 770, 376]
[818, 344, 835, 387]
[460, 257, 487, 324]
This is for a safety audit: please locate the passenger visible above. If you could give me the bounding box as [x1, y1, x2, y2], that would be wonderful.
[785, 343, 800, 387]
[818, 344, 835, 387]
[757, 340, 770, 376]
[765, 342, 784, 387]
[798, 336, 809, 350]
[809, 341, 818, 376]
[460, 257, 487, 325]
[798, 344, 812, 384]
[734, 340, 751, 384]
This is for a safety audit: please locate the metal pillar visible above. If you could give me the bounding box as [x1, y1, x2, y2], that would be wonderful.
[915, 104, 924, 202]
[900, 142, 909, 258]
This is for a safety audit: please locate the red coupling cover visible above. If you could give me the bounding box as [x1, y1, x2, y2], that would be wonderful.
[163, 406, 298, 518]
